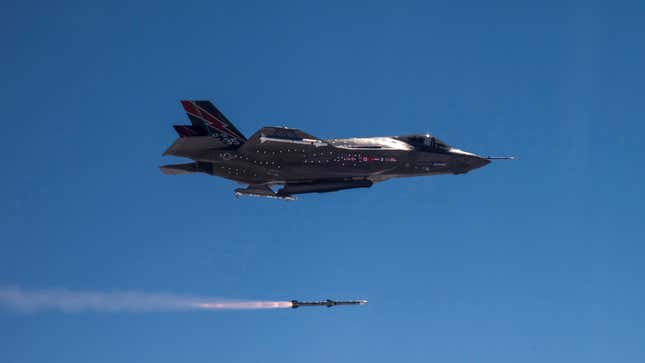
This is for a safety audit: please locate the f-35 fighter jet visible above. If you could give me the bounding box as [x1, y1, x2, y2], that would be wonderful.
[161, 100, 506, 200]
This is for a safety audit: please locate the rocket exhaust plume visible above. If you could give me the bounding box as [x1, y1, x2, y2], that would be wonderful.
[0, 286, 292, 313]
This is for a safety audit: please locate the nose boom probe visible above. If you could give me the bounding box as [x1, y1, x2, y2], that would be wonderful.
[486, 156, 516, 160]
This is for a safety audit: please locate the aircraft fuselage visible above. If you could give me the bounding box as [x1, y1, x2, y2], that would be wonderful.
[200, 136, 490, 185]
[161, 100, 500, 200]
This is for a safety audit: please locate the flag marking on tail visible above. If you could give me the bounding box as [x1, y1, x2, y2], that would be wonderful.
[180, 101, 246, 145]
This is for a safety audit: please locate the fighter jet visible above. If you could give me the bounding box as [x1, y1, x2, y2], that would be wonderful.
[161, 100, 509, 200]
[291, 299, 368, 308]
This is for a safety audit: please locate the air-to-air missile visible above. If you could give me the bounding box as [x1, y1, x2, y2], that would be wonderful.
[290, 299, 368, 308]
[161, 100, 513, 200]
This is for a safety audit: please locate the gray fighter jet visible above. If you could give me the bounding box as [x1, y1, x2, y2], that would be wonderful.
[161, 100, 509, 200]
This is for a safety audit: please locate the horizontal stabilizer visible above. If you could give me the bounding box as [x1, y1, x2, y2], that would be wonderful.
[160, 162, 211, 175]
[163, 136, 230, 158]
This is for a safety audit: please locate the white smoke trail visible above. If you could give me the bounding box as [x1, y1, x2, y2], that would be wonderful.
[0, 286, 292, 313]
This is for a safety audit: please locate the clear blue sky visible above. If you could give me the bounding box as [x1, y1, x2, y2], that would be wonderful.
[1, 1, 644, 362]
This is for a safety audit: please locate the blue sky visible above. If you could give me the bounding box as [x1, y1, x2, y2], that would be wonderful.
[1, 0, 644, 362]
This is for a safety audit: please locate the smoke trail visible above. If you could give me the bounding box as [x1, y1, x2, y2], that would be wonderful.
[0, 286, 292, 313]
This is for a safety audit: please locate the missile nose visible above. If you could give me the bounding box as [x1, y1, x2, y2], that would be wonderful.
[359, 300, 368, 305]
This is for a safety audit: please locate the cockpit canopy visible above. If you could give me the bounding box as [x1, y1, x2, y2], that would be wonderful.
[396, 134, 451, 151]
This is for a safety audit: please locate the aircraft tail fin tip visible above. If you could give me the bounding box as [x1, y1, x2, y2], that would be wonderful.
[179, 100, 247, 147]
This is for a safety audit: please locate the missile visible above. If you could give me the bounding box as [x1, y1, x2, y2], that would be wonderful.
[259, 134, 328, 148]
[291, 299, 368, 309]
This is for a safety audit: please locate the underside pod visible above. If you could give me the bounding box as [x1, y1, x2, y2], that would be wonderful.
[277, 180, 373, 195]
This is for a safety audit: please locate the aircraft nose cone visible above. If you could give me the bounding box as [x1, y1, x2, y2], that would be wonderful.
[453, 154, 490, 174]
[448, 148, 490, 173]
[469, 155, 490, 170]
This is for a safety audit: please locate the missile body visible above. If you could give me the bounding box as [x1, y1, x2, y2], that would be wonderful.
[291, 299, 368, 309]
